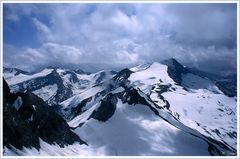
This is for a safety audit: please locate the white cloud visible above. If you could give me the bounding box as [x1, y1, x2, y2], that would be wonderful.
[4, 43, 83, 71]
[32, 18, 54, 42]
[3, 3, 237, 73]
[116, 51, 139, 64]
[41, 43, 83, 64]
[112, 10, 142, 35]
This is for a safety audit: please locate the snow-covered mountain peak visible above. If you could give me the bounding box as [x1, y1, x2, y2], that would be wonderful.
[58, 79, 236, 156]
[3, 66, 117, 105]
[3, 60, 237, 156]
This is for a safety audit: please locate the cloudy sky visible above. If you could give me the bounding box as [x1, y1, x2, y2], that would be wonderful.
[3, 3, 237, 74]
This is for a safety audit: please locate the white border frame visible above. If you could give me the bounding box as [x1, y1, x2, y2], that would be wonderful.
[0, 0, 239, 159]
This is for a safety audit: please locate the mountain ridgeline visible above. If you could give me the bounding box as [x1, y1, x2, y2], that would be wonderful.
[3, 58, 237, 156]
[3, 79, 86, 150]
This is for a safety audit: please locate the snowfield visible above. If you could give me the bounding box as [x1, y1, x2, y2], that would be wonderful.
[32, 84, 58, 102]
[129, 62, 237, 150]
[73, 99, 212, 156]
[60, 86, 104, 110]
[4, 67, 116, 105]
[4, 139, 107, 156]
[3, 60, 237, 156]
[129, 62, 175, 94]
[6, 68, 53, 85]
[162, 91, 237, 148]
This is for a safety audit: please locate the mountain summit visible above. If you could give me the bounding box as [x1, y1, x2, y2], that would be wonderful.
[3, 59, 237, 156]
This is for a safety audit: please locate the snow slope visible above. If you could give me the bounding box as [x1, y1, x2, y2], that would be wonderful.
[4, 139, 107, 156]
[32, 84, 58, 102]
[4, 67, 115, 105]
[129, 62, 175, 94]
[128, 62, 237, 150]
[162, 89, 237, 148]
[6, 68, 53, 85]
[73, 99, 212, 156]
[3, 60, 237, 156]
[64, 85, 235, 156]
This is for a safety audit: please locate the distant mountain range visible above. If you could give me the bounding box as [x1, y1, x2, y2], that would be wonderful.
[4, 66, 116, 105]
[3, 58, 237, 156]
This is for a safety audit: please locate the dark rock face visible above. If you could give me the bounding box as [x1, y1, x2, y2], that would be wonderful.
[67, 97, 93, 121]
[3, 79, 11, 100]
[155, 84, 172, 94]
[215, 80, 236, 97]
[3, 78, 86, 150]
[187, 67, 237, 97]
[18, 92, 86, 146]
[121, 87, 149, 106]
[113, 69, 133, 82]
[162, 58, 189, 85]
[118, 87, 160, 116]
[95, 72, 106, 84]
[3, 79, 40, 150]
[89, 93, 117, 122]
[152, 84, 172, 109]
[111, 68, 133, 88]
[157, 94, 170, 110]
[3, 102, 41, 150]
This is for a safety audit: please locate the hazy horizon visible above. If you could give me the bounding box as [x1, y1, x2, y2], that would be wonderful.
[3, 3, 237, 75]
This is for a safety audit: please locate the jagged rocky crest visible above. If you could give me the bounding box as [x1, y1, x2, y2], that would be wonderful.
[162, 58, 189, 85]
[3, 78, 86, 150]
[3, 58, 237, 156]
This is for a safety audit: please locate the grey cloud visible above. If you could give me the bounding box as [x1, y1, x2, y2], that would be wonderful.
[4, 43, 83, 71]
[165, 4, 237, 49]
[3, 3, 237, 74]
